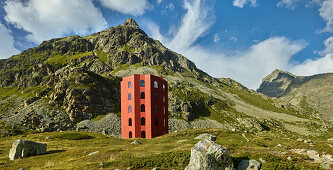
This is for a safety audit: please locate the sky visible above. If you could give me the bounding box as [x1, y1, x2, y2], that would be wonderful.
[0, 0, 333, 90]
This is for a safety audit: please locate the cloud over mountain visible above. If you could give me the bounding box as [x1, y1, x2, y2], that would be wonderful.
[4, 0, 107, 43]
[0, 22, 20, 59]
[99, 0, 151, 16]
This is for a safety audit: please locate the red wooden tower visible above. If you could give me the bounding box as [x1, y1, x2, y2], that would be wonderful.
[121, 74, 168, 138]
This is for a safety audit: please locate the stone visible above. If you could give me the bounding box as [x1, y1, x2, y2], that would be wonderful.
[131, 140, 142, 145]
[304, 139, 313, 144]
[297, 138, 304, 142]
[9, 139, 47, 160]
[194, 133, 217, 141]
[328, 138, 333, 141]
[45, 136, 53, 140]
[185, 139, 233, 170]
[237, 159, 261, 170]
[276, 144, 282, 147]
[287, 156, 293, 160]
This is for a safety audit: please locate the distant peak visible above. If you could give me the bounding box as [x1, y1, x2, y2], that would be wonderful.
[123, 18, 139, 28]
[271, 69, 295, 77]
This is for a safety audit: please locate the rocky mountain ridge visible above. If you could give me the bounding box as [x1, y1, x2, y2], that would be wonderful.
[0, 18, 330, 137]
[258, 69, 333, 121]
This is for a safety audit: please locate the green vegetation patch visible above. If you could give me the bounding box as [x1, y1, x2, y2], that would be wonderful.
[54, 132, 95, 140]
[46, 51, 93, 67]
[114, 150, 190, 169]
[299, 96, 318, 114]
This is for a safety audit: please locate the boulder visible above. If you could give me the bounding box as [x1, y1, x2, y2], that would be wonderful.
[131, 140, 142, 144]
[185, 139, 233, 170]
[238, 159, 261, 170]
[194, 133, 217, 141]
[9, 139, 47, 160]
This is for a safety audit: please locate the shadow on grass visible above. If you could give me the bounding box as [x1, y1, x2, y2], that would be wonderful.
[46, 150, 66, 155]
[233, 156, 250, 167]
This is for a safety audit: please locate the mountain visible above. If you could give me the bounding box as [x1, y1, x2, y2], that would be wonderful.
[258, 69, 333, 122]
[0, 18, 330, 137]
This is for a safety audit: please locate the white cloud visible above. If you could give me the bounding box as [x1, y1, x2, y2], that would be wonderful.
[230, 37, 238, 42]
[291, 54, 333, 76]
[321, 36, 333, 54]
[277, 0, 301, 9]
[99, 0, 150, 16]
[157, 0, 162, 4]
[319, 0, 333, 32]
[162, 3, 175, 15]
[0, 22, 20, 59]
[293, 36, 333, 76]
[167, 0, 214, 50]
[178, 37, 307, 89]
[146, 0, 333, 89]
[213, 33, 220, 42]
[4, 0, 106, 44]
[233, 0, 257, 8]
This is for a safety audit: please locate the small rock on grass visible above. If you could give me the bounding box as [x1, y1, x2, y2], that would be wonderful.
[238, 159, 261, 170]
[131, 140, 142, 144]
[194, 133, 217, 141]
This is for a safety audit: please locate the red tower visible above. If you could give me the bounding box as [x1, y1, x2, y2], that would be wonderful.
[121, 74, 168, 138]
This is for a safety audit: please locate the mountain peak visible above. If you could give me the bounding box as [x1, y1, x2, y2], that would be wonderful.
[123, 18, 139, 28]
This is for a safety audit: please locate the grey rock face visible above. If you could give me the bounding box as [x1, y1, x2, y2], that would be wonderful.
[185, 139, 233, 170]
[76, 113, 121, 136]
[237, 159, 261, 170]
[9, 139, 47, 160]
[194, 133, 217, 141]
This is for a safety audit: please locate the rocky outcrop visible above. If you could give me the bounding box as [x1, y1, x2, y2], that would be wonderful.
[257, 69, 296, 98]
[185, 139, 233, 170]
[236, 118, 263, 132]
[48, 66, 120, 122]
[9, 139, 47, 160]
[238, 159, 261, 170]
[258, 70, 333, 121]
[76, 113, 121, 136]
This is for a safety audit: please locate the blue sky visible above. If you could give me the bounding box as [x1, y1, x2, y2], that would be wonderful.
[0, 0, 333, 89]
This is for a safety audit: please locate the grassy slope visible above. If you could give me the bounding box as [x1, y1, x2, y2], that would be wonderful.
[0, 129, 331, 169]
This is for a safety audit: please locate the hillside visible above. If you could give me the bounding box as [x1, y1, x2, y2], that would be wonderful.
[258, 69, 333, 122]
[1, 129, 331, 169]
[0, 18, 330, 138]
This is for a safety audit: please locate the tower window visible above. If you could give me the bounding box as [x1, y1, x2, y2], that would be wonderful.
[128, 81, 131, 88]
[154, 93, 158, 100]
[155, 118, 158, 126]
[163, 84, 165, 90]
[154, 81, 158, 88]
[141, 131, 146, 138]
[140, 92, 145, 99]
[154, 105, 158, 113]
[163, 96, 165, 102]
[128, 105, 132, 113]
[141, 117, 145, 125]
[154, 130, 158, 136]
[140, 80, 145, 87]
[141, 104, 145, 112]
[128, 93, 132, 100]
[129, 118, 132, 126]
[129, 131, 132, 138]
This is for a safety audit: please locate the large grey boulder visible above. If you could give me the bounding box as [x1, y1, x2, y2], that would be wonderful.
[9, 139, 47, 160]
[194, 133, 217, 141]
[185, 139, 233, 170]
[238, 159, 261, 170]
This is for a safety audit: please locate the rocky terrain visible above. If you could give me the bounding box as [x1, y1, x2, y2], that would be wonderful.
[258, 69, 333, 122]
[0, 18, 331, 138]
